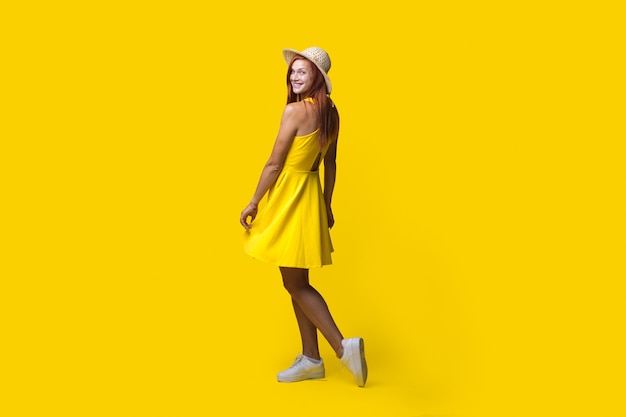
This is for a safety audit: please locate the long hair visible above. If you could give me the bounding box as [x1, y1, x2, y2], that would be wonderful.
[286, 56, 340, 148]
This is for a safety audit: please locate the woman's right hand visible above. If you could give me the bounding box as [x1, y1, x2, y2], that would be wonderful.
[240, 203, 258, 231]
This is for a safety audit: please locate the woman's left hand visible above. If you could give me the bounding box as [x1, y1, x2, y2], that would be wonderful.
[326, 205, 335, 229]
[240, 203, 258, 231]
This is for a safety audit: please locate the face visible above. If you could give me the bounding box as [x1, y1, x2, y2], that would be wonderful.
[289, 59, 315, 96]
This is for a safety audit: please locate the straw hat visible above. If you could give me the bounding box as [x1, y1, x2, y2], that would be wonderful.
[283, 46, 332, 94]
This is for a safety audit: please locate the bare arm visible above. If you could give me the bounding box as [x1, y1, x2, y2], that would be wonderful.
[323, 139, 338, 228]
[240, 104, 302, 230]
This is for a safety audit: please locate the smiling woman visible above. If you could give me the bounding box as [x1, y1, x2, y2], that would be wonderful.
[239, 46, 367, 387]
[289, 61, 314, 96]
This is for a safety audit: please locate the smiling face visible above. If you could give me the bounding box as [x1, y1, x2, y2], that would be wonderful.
[289, 59, 315, 96]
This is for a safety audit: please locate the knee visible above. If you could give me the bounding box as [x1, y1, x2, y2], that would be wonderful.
[282, 277, 310, 297]
[283, 278, 305, 296]
[280, 267, 310, 296]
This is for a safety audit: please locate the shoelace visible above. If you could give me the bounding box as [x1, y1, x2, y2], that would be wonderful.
[287, 355, 307, 370]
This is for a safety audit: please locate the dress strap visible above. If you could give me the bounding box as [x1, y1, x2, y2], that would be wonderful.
[302, 96, 334, 107]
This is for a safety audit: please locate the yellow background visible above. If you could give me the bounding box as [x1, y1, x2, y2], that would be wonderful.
[2, 1, 624, 416]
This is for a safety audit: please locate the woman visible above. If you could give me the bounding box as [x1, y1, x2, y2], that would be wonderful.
[239, 47, 367, 387]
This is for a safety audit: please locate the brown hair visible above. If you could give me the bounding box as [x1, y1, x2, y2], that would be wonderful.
[286, 56, 340, 148]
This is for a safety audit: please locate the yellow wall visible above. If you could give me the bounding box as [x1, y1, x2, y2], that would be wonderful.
[2, 1, 624, 416]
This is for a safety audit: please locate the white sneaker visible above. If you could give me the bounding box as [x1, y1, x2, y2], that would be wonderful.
[277, 354, 325, 382]
[340, 338, 368, 387]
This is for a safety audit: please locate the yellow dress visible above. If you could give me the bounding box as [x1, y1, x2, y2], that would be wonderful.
[244, 123, 334, 268]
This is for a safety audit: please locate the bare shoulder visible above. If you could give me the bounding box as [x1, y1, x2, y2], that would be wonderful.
[282, 101, 318, 135]
[280, 102, 310, 131]
[282, 101, 308, 120]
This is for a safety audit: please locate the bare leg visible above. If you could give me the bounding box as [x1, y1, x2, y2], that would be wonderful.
[291, 297, 320, 360]
[280, 267, 344, 358]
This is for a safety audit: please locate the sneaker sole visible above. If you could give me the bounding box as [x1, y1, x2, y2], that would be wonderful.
[346, 338, 367, 387]
[277, 370, 325, 383]
[356, 338, 368, 387]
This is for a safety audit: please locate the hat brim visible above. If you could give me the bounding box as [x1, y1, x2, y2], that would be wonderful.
[283, 48, 332, 94]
